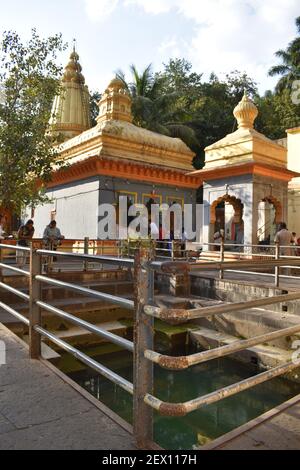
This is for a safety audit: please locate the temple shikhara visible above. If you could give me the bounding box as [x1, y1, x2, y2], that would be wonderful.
[31, 48, 300, 247]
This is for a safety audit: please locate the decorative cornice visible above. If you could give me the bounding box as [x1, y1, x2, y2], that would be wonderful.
[47, 156, 199, 189]
[189, 162, 299, 183]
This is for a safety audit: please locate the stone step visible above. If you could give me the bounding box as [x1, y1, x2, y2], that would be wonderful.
[196, 307, 300, 350]
[190, 326, 300, 382]
[0, 279, 133, 303]
[42, 320, 129, 349]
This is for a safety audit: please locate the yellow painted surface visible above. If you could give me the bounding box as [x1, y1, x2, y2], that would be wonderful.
[204, 92, 287, 170]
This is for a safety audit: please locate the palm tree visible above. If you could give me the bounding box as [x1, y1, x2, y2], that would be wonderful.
[269, 16, 300, 92]
[115, 64, 200, 149]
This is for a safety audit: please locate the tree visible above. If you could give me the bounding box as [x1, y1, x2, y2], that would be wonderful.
[90, 90, 101, 127]
[269, 16, 300, 92]
[116, 63, 200, 153]
[0, 29, 67, 214]
[256, 89, 300, 139]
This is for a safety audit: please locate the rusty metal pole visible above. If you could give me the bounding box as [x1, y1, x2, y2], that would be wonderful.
[0, 244, 3, 281]
[29, 244, 42, 359]
[133, 243, 154, 449]
[83, 237, 89, 272]
[275, 241, 280, 288]
[219, 237, 225, 280]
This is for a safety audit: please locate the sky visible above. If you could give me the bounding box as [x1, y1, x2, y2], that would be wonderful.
[0, 0, 299, 94]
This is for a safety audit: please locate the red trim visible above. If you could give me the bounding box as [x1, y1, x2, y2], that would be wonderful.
[47, 156, 199, 189]
[189, 162, 299, 183]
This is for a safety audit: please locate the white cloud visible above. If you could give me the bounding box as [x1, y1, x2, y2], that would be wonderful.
[84, 0, 300, 91]
[85, 0, 119, 22]
[124, 0, 174, 15]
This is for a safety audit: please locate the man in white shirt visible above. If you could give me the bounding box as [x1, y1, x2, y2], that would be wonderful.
[275, 222, 293, 256]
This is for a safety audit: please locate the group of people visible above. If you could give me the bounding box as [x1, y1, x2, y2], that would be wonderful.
[15, 219, 64, 268]
[213, 221, 300, 255]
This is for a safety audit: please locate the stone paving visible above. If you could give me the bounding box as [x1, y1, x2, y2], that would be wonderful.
[0, 323, 135, 450]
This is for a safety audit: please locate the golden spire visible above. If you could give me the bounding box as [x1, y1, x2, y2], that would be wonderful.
[233, 90, 258, 130]
[62, 44, 85, 85]
[97, 78, 132, 123]
[48, 45, 91, 141]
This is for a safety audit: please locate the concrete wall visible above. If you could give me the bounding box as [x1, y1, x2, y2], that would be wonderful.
[31, 175, 197, 239]
[33, 178, 100, 239]
[287, 128, 300, 234]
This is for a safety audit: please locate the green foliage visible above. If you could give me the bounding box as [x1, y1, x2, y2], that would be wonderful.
[116, 63, 201, 157]
[90, 89, 101, 126]
[0, 29, 67, 213]
[269, 16, 300, 92]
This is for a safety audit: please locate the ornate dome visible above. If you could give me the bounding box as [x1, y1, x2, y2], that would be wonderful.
[233, 91, 258, 129]
[97, 77, 132, 123]
[62, 49, 85, 85]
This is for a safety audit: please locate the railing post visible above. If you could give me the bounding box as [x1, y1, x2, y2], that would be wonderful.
[29, 244, 42, 359]
[219, 238, 225, 280]
[0, 244, 3, 281]
[83, 237, 89, 272]
[275, 241, 280, 288]
[133, 243, 154, 449]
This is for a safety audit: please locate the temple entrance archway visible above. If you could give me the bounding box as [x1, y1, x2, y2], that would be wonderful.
[257, 196, 282, 244]
[210, 195, 244, 248]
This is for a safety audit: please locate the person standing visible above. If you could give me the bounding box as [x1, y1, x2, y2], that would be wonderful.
[16, 220, 35, 268]
[275, 222, 293, 256]
[0, 215, 6, 240]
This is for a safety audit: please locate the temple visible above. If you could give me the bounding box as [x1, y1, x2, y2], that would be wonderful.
[190, 92, 298, 249]
[32, 49, 300, 246]
[33, 51, 198, 238]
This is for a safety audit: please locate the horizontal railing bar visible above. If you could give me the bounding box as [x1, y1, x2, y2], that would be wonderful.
[0, 263, 30, 277]
[0, 244, 30, 251]
[36, 249, 134, 267]
[36, 275, 134, 310]
[36, 300, 134, 352]
[34, 326, 133, 395]
[152, 258, 300, 273]
[144, 291, 300, 322]
[0, 282, 30, 301]
[188, 258, 300, 270]
[144, 360, 300, 416]
[144, 321, 300, 370]
[0, 302, 29, 326]
[227, 270, 275, 277]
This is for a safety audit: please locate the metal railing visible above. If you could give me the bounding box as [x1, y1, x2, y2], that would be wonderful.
[0, 241, 300, 448]
[0, 238, 199, 272]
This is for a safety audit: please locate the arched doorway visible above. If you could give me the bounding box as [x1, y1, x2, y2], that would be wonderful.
[210, 195, 244, 249]
[257, 196, 282, 244]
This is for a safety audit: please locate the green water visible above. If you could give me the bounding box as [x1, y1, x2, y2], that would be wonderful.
[57, 347, 300, 450]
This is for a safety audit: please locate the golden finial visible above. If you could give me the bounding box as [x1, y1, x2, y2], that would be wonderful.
[233, 90, 258, 129]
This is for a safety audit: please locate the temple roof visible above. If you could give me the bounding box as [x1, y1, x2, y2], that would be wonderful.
[56, 78, 194, 172]
[203, 92, 287, 170]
